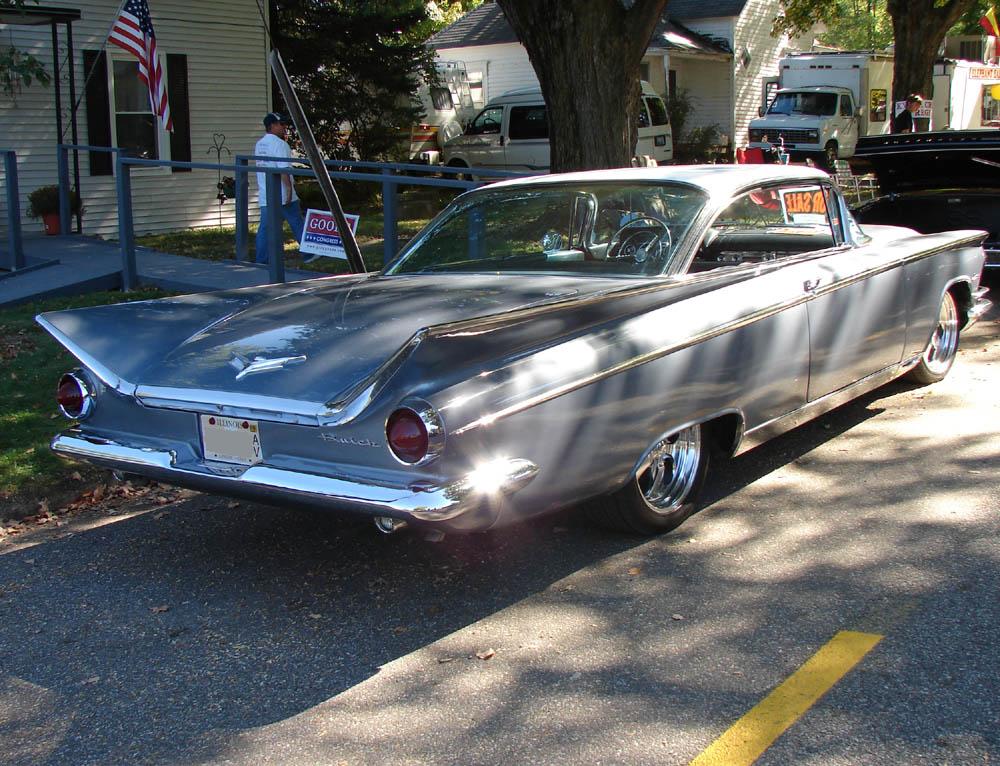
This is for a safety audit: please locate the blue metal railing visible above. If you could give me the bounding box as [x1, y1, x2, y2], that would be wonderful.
[1, 148, 25, 271]
[57, 142, 526, 287]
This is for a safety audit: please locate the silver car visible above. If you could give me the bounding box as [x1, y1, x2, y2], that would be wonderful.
[39, 166, 991, 536]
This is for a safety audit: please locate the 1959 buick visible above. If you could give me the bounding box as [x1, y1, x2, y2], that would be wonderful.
[38, 165, 991, 536]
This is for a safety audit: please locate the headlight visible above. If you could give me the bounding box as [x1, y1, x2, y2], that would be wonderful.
[807, 130, 819, 141]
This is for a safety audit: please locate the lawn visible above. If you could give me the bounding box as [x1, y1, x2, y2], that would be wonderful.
[0, 289, 169, 518]
[135, 186, 458, 274]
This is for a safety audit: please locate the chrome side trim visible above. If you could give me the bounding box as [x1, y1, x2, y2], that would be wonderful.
[51, 431, 537, 526]
[734, 359, 917, 455]
[35, 315, 135, 395]
[135, 386, 326, 425]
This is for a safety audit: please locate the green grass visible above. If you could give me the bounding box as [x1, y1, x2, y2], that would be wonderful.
[135, 190, 456, 274]
[0, 289, 168, 510]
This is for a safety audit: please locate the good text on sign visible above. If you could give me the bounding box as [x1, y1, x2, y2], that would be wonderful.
[299, 209, 360, 260]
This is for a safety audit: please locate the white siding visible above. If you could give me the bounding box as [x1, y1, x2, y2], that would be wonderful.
[671, 55, 733, 139]
[681, 18, 735, 49]
[0, 0, 268, 239]
[436, 44, 539, 102]
[732, 0, 797, 147]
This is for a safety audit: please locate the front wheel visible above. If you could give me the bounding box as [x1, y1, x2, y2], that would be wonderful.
[824, 141, 839, 169]
[907, 291, 960, 384]
[585, 424, 710, 535]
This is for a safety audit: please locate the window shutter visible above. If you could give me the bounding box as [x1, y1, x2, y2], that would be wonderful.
[83, 50, 112, 176]
[167, 54, 191, 172]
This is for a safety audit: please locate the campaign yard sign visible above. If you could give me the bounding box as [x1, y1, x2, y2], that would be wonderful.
[300, 209, 360, 260]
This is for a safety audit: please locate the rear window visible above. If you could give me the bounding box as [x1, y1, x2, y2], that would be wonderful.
[645, 96, 669, 126]
[508, 105, 548, 140]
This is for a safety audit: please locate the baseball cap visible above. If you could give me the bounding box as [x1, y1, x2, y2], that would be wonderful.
[263, 112, 289, 128]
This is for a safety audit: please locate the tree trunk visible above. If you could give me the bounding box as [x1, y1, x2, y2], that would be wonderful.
[887, 0, 976, 115]
[497, 0, 667, 172]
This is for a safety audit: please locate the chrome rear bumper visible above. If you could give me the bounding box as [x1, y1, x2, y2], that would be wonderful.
[52, 431, 537, 531]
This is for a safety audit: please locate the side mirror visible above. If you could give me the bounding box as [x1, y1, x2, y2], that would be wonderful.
[758, 106, 766, 117]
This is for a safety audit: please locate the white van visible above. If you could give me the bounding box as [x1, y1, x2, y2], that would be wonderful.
[440, 81, 672, 172]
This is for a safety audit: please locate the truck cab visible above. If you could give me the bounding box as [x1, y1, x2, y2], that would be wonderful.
[748, 86, 860, 167]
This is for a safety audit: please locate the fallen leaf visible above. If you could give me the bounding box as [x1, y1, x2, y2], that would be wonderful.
[627, 566, 642, 576]
[92, 485, 106, 502]
[227, 501, 240, 509]
[69, 471, 83, 482]
[308, 613, 323, 620]
[150, 605, 170, 614]
[437, 657, 455, 664]
[81, 676, 100, 685]
[392, 625, 408, 635]
[476, 648, 495, 660]
[36, 500, 49, 515]
[671, 613, 685, 621]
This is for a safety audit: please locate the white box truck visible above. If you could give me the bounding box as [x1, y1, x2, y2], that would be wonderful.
[748, 52, 894, 165]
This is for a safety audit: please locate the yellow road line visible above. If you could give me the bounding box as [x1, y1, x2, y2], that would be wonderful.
[690, 630, 883, 766]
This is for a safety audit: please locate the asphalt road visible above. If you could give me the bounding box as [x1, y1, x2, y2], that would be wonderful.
[1, 281, 998, 766]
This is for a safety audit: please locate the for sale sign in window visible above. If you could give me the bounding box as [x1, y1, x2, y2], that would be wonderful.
[299, 209, 360, 260]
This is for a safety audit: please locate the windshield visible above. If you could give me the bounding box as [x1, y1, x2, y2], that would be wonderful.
[767, 92, 838, 117]
[385, 182, 708, 277]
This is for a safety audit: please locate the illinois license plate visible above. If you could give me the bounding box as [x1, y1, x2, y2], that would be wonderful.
[200, 415, 263, 465]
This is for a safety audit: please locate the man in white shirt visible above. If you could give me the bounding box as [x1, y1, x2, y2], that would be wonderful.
[254, 112, 306, 264]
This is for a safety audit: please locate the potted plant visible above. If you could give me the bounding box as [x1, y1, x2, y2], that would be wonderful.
[27, 185, 82, 235]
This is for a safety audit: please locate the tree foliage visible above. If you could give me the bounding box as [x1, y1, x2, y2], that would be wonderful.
[270, 0, 439, 161]
[496, 0, 668, 172]
[810, 0, 893, 51]
[0, 0, 51, 101]
[777, 0, 978, 109]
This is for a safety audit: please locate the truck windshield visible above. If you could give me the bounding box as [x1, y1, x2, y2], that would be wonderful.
[767, 92, 838, 117]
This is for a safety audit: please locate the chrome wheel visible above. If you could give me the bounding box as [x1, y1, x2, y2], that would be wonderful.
[922, 293, 959, 376]
[637, 425, 702, 513]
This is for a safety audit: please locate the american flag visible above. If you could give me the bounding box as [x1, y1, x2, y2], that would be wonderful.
[109, 0, 172, 131]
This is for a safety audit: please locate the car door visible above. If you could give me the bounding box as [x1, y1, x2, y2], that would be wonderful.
[800, 187, 908, 400]
[457, 106, 504, 168]
[838, 94, 860, 155]
[504, 104, 550, 171]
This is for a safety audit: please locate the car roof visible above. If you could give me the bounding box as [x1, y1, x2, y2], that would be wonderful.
[481, 164, 832, 197]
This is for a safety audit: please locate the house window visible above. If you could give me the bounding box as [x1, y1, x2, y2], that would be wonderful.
[112, 59, 162, 160]
[640, 61, 651, 82]
[84, 49, 191, 176]
[960, 39, 984, 61]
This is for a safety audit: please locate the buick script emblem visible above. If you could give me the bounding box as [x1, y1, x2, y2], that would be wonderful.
[230, 353, 307, 380]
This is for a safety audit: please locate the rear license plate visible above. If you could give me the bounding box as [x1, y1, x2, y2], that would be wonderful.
[200, 415, 263, 465]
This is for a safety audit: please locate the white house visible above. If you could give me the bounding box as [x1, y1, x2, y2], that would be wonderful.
[0, 0, 271, 239]
[427, 0, 814, 156]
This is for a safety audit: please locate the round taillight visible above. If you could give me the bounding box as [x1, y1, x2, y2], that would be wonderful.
[56, 371, 93, 419]
[386, 408, 429, 464]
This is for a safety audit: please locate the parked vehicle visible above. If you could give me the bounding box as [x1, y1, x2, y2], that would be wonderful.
[409, 60, 478, 163]
[38, 165, 990, 537]
[750, 52, 1000, 164]
[749, 53, 893, 165]
[440, 81, 672, 172]
[853, 129, 1000, 271]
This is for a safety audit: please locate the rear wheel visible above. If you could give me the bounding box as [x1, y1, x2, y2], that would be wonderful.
[907, 291, 960, 384]
[586, 424, 710, 535]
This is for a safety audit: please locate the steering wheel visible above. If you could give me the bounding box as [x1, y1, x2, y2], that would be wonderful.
[606, 216, 672, 264]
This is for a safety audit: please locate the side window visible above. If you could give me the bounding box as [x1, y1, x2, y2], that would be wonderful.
[645, 96, 669, 126]
[508, 105, 548, 140]
[637, 100, 651, 128]
[430, 86, 454, 111]
[691, 184, 838, 272]
[840, 95, 853, 117]
[467, 107, 502, 135]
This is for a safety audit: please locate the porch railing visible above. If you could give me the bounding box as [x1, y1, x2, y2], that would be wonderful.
[1, 148, 25, 271]
[56, 143, 524, 289]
